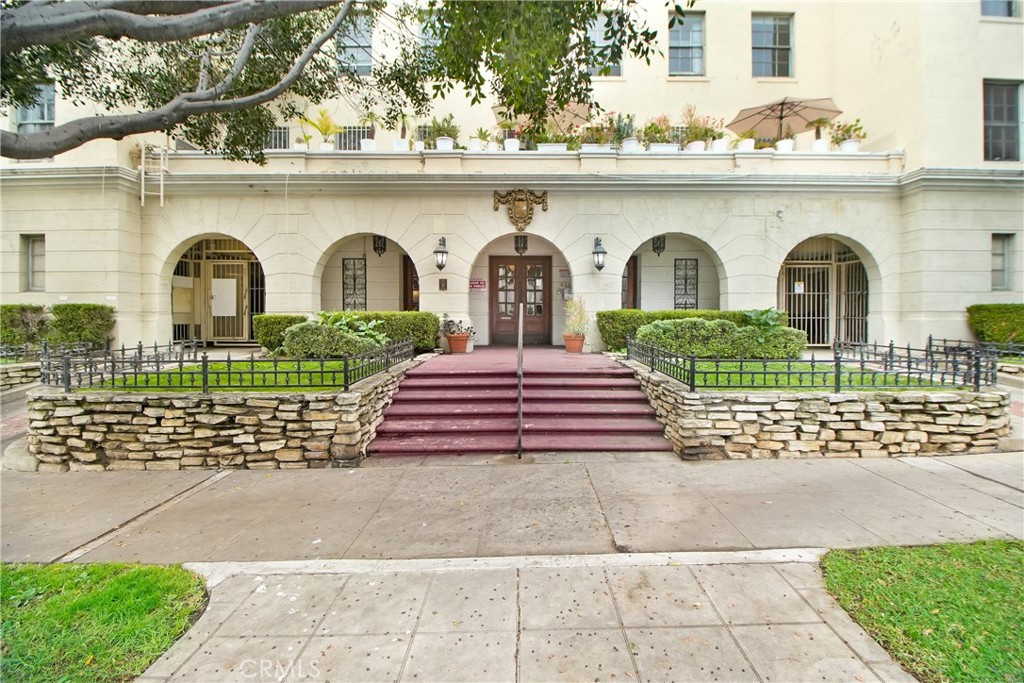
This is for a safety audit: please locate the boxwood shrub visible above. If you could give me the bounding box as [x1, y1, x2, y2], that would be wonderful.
[252, 314, 308, 352]
[343, 311, 440, 352]
[967, 304, 1024, 343]
[0, 304, 47, 345]
[635, 318, 806, 359]
[597, 309, 759, 351]
[281, 322, 380, 358]
[45, 304, 115, 347]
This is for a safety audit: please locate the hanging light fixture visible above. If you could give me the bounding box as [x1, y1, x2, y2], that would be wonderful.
[652, 235, 666, 257]
[592, 237, 607, 271]
[514, 235, 528, 255]
[433, 237, 448, 271]
[373, 235, 387, 257]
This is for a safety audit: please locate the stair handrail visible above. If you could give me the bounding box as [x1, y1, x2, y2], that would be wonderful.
[517, 302, 524, 459]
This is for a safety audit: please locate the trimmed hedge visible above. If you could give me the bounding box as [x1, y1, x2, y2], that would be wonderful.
[967, 304, 1024, 344]
[635, 318, 806, 359]
[342, 311, 440, 353]
[0, 304, 47, 345]
[281, 322, 379, 358]
[45, 304, 115, 346]
[252, 314, 308, 352]
[597, 309, 757, 351]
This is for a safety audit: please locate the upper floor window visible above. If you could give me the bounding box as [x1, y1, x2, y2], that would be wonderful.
[984, 81, 1021, 160]
[420, 12, 441, 50]
[981, 0, 1020, 16]
[338, 13, 372, 76]
[669, 13, 705, 76]
[263, 126, 290, 150]
[23, 235, 45, 292]
[14, 83, 55, 134]
[336, 125, 372, 151]
[588, 15, 622, 77]
[992, 233, 1013, 290]
[752, 14, 792, 78]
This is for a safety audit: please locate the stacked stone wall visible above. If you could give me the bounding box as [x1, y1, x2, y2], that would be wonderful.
[1, 362, 41, 393]
[620, 359, 1011, 460]
[25, 355, 427, 472]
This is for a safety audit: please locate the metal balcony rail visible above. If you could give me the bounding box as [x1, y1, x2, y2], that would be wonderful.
[39, 339, 414, 393]
[628, 338, 997, 392]
[516, 302, 524, 459]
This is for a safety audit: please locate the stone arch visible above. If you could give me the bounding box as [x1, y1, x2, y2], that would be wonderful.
[315, 233, 421, 312]
[618, 233, 728, 311]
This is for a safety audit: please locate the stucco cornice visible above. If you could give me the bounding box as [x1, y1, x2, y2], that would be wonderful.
[898, 167, 1024, 194]
[0, 165, 138, 192]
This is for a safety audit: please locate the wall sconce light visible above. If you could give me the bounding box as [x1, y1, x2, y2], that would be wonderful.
[373, 235, 387, 257]
[433, 237, 448, 271]
[514, 235, 528, 255]
[652, 235, 666, 257]
[592, 237, 607, 271]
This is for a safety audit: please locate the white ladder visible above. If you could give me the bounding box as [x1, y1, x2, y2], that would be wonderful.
[139, 145, 167, 207]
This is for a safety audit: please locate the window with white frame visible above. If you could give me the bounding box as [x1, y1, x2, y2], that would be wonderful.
[23, 235, 45, 292]
[263, 126, 290, 149]
[335, 125, 371, 150]
[992, 233, 1013, 290]
[15, 83, 55, 134]
[752, 14, 792, 78]
[420, 12, 441, 49]
[981, 0, 1020, 16]
[669, 13, 704, 76]
[338, 13, 372, 76]
[588, 15, 622, 77]
[984, 81, 1021, 161]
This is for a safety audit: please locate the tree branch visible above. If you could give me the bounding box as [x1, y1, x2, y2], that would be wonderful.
[0, 1, 354, 159]
[1, 0, 342, 54]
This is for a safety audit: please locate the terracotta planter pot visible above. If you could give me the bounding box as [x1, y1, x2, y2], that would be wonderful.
[563, 334, 585, 353]
[446, 333, 471, 353]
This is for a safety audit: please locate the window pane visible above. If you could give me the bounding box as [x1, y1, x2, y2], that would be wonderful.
[669, 14, 704, 75]
[338, 14, 372, 75]
[752, 15, 792, 77]
[984, 82, 1021, 161]
[16, 83, 55, 133]
[981, 0, 1019, 16]
[588, 15, 622, 77]
[992, 234, 1012, 289]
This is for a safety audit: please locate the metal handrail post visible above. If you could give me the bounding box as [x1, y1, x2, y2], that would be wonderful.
[517, 302, 524, 459]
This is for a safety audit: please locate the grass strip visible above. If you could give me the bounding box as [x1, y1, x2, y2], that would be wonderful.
[1, 563, 207, 683]
[691, 361, 956, 390]
[822, 541, 1024, 683]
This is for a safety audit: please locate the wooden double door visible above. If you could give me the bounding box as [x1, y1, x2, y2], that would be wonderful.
[489, 256, 552, 345]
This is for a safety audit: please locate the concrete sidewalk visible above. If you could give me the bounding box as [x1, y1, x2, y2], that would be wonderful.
[3, 453, 1021, 564]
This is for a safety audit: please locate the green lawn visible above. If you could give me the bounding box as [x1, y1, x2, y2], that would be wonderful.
[1, 563, 207, 683]
[822, 541, 1024, 683]
[693, 361, 955, 391]
[94, 360, 358, 391]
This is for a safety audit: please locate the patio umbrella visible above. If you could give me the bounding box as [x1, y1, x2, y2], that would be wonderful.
[492, 101, 591, 134]
[726, 97, 841, 139]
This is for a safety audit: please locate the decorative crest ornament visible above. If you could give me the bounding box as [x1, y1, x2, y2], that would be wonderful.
[493, 189, 548, 231]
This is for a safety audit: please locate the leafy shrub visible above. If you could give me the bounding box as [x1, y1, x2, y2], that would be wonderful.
[252, 314, 308, 352]
[967, 304, 1024, 343]
[45, 304, 115, 346]
[317, 311, 388, 346]
[596, 309, 757, 351]
[281, 322, 378, 358]
[733, 326, 807, 359]
[0, 304, 47, 345]
[345, 311, 440, 352]
[635, 318, 806, 359]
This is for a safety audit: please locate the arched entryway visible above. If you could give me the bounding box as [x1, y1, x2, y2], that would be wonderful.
[777, 236, 870, 346]
[170, 236, 265, 344]
[319, 234, 420, 312]
[620, 234, 724, 310]
[468, 234, 572, 346]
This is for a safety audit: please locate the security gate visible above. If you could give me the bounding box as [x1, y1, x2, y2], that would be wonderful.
[778, 238, 868, 346]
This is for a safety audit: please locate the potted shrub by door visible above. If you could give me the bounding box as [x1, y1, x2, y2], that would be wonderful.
[441, 314, 474, 353]
[563, 295, 588, 353]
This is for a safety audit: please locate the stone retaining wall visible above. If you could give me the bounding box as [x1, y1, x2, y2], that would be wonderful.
[619, 358, 1011, 460]
[25, 355, 428, 472]
[1, 362, 41, 393]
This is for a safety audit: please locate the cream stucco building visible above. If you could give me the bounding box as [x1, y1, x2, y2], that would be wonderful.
[2, 0, 1022, 350]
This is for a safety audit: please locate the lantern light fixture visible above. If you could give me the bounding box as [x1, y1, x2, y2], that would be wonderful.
[433, 237, 448, 271]
[373, 235, 388, 257]
[652, 235, 666, 257]
[592, 237, 607, 271]
[514, 235, 528, 255]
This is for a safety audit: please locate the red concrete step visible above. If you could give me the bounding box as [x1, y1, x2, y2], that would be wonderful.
[524, 417, 665, 434]
[384, 402, 517, 417]
[377, 416, 663, 436]
[399, 376, 640, 389]
[371, 433, 674, 456]
[393, 388, 650, 403]
[383, 401, 656, 418]
[522, 433, 674, 451]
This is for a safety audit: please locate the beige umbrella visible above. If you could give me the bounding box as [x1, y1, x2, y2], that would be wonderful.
[726, 97, 841, 139]
[492, 101, 591, 134]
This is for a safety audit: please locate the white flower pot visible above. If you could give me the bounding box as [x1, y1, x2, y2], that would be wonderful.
[736, 138, 756, 152]
[684, 140, 707, 152]
[810, 139, 830, 153]
[319, 142, 335, 151]
[504, 138, 520, 152]
[435, 136, 455, 151]
[414, 141, 425, 151]
[486, 141, 500, 152]
[709, 138, 729, 152]
[838, 139, 861, 153]
[620, 137, 640, 153]
[580, 143, 613, 152]
[393, 138, 410, 151]
[775, 139, 795, 152]
[359, 139, 376, 151]
[537, 143, 568, 153]
[292, 143, 309, 151]
[468, 138, 483, 152]
[647, 142, 679, 153]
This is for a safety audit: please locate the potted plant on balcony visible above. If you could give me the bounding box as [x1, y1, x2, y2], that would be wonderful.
[829, 118, 867, 152]
[805, 117, 832, 152]
[427, 113, 460, 151]
[441, 314, 474, 353]
[470, 127, 490, 152]
[392, 113, 413, 151]
[734, 129, 757, 152]
[579, 112, 615, 152]
[613, 113, 639, 152]
[293, 133, 312, 151]
[681, 105, 713, 152]
[300, 109, 342, 151]
[640, 115, 678, 152]
[775, 125, 797, 152]
[563, 295, 588, 353]
[359, 111, 381, 151]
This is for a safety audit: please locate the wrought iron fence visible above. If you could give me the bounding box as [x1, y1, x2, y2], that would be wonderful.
[40, 339, 414, 393]
[628, 338, 997, 392]
[1, 341, 101, 364]
[925, 335, 1024, 363]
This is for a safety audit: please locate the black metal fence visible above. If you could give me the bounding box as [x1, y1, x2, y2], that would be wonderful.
[925, 335, 1024, 363]
[628, 338, 998, 392]
[39, 339, 415, 393]
[1, 341, 101, 364]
